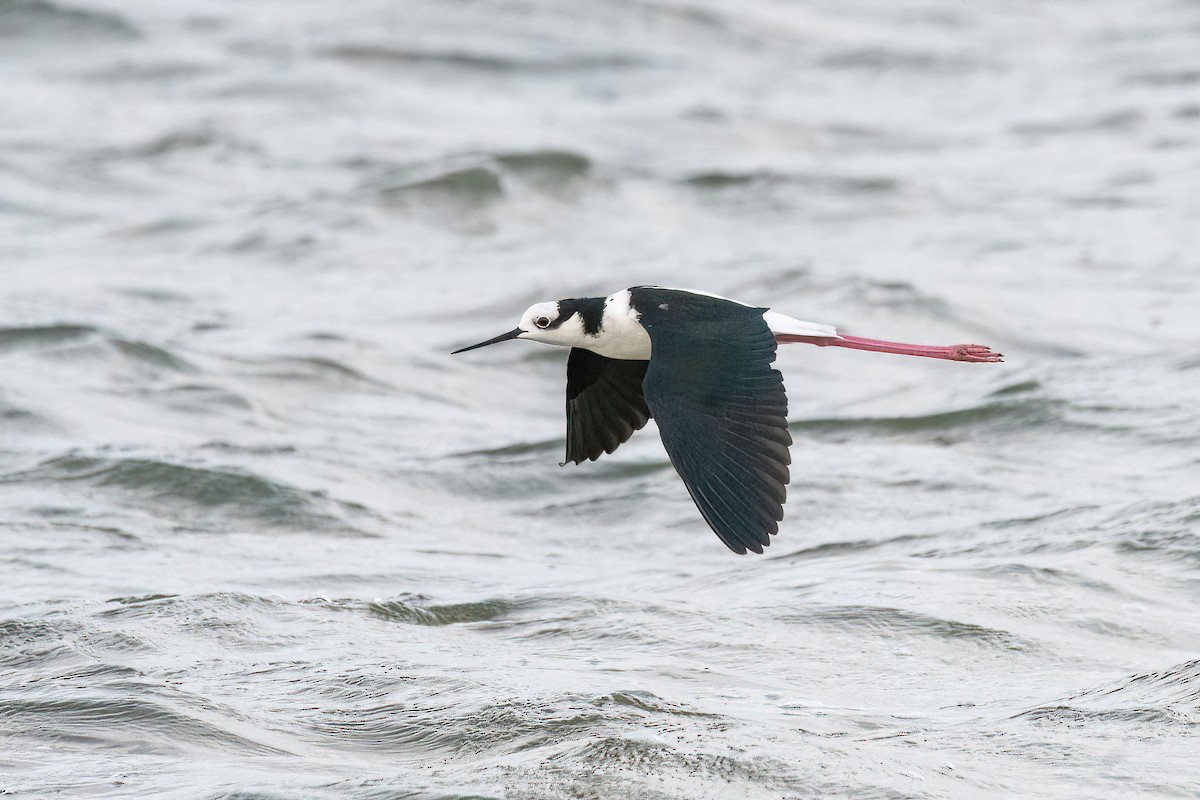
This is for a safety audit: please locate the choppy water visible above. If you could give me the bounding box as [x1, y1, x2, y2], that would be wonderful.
[3, 0, 1200, 797]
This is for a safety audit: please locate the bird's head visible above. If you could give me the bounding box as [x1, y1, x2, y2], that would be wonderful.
[451, 299, 591, 354]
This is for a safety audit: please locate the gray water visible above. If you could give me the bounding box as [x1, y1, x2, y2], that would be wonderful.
[3, 0, 1200, 797]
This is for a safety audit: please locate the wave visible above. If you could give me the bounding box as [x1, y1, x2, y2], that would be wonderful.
[820, 45, 981, 73]
[313, 595, 524, 627]
[0, 397, 43, 429]
[1175, 103, 1200, 121]
[1011, 109, 1144, 138]
[298, 687, 722, 761]
[367, 163, 505, 233]
[1110, 497, 1200, 562]
[374, 165, 504, 207]
[786, 604, 1028, 650]
[2, 455, 369, 534]
[0, 617, 83, 667]
[0, 609, 284, 756]
[451, 439, 561, 460]
[788, 397, 1068, 439]
[364, 149, 593, 213]
[0, 324, 98, 352]
[154, 383, 255, 414]
[496, 149, 591, 193]
[0, 695, 285, 755]
[769, 533, 928, 562]
[92, 128, 238, 160]
[1015, 659, 1200, 727]
[682, 169, 899, 195]
[0, 0, 139, 42]
[320, 43, 644, 73]
[1130, 69, 1200, 86]
[110, 338, 195, 372]
[0, 324, 196, 372]
[232, 355, 385, 389]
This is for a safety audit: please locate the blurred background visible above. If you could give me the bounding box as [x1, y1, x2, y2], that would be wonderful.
[2, 0, 1199, 797]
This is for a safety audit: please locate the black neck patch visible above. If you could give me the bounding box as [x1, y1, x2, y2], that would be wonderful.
[554, 296, 606, 336]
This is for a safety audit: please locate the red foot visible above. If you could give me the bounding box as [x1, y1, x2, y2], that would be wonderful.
[946, 343, 1004, 363]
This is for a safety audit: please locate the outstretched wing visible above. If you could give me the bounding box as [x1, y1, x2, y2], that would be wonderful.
[632, 288, 792, 554]
[564, 348, 651, 465]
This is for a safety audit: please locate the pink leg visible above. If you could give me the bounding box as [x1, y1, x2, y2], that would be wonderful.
[776, 334, 1003, 363]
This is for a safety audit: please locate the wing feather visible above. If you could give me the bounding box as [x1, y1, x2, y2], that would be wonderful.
[632, 287, 793, 554]
[564, 348, 651, 465]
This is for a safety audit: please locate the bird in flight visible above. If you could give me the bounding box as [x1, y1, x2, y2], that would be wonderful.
[452, 287, 1002, 554]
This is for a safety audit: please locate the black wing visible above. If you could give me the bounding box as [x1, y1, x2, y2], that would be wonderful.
[632, 288, 791, 554]
[564, 348, 651, 465]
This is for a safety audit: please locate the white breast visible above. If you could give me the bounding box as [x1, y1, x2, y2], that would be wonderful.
[588, 289, 653, 360]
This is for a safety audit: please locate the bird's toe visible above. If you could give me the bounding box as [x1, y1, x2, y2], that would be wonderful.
[952, 344, 1004, 363]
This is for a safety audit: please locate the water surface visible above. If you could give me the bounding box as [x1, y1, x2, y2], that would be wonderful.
[2, 0, 1200, 797]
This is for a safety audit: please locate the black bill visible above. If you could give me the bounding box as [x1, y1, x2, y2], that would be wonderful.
[450, 327, 524, 354]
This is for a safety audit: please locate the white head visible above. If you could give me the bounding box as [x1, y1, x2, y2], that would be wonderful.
[517, 301, 588, 346]
[451, 298, 599, 354]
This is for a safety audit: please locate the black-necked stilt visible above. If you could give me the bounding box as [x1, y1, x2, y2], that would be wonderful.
[452, 286, 1002, 554]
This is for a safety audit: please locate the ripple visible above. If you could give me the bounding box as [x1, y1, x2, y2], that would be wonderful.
[2, 455, 368, 534]
[376, 165, 504, 207]
[0, 695, 284, 755]
[359, 150, 596, 225]
[353, 596, 522, 626]
[0, 0, 139, 42]
[293, 594, 527, 628]
[82, 59, 213, 84]
[0, 614, 149, 669]
[0, 618, 74, 666]
[506, 598, 684, 646]
[299, 688, 719, 759]
[1011, 109, 1144, 138]
[0, 325, 198, 375]
[451, 438, 560, 459]
[1176, 103, 1200, 120]
[1016, 659, 1200, 728]
[100, 591, 275, 621]
[495, 149, 591, 193]
[94, 128, 240, 160]
[788, 605, 1028, 650]
[603, 690, 718, 718]
[1110, 497, 1200, 562]
[768, 533, 928, 562]
[111, 338, 195, 371]
[365, 162, 506, 233]
[574, 735, 766, 780]
[151, 383, 254, 414]
[1129, 69, 1200, 86]
[819, 46, 981, 73]
[0, 324, 97, 353]
[836, 276, 953, 313]
[682, 169, 899, 195]
[0, 397, 43, 428]
[238, 355, 384, 388]
[320, 43, 645, 73]
[987, 379, 1041, 397]
[303, 693, 608, 755]
[96, 593, 310, 650]
[788, 397, 1069, 439]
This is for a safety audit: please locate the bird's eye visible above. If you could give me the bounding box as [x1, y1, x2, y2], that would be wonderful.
[535, 316, 552, 329]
